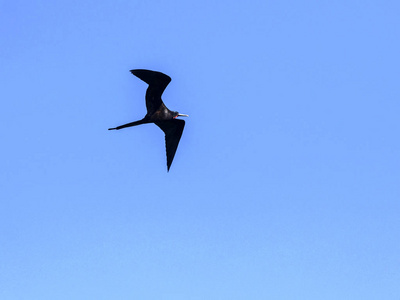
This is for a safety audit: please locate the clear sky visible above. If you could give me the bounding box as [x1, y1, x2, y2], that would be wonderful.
[1, 1, 399, 299]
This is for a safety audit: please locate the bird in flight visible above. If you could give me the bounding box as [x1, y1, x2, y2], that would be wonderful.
[109, 69, 188, 171]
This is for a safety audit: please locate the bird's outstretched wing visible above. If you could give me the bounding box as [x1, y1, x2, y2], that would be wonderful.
[155, 119, 185, 171]
[130, 69, 171, 114]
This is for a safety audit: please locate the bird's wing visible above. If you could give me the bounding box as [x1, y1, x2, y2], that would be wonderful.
[155, 119, 185, 171]
[130, 69, 171, 114]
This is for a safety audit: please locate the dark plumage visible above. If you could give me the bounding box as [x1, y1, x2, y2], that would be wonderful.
[109, 69, 188, 171]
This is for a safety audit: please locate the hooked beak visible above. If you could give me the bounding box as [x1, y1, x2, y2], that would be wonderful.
[178, 113, 189, 117]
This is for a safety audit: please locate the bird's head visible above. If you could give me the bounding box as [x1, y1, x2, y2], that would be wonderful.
[173, 111, 189, 119]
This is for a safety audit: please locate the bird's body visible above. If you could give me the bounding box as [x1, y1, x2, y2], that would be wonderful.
[109, 69, 188, 171]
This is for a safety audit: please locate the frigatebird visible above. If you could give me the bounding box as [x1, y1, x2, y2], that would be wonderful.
[108, 69, 188, 171]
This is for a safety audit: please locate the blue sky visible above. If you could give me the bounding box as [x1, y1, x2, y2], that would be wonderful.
[1, 1, 400, 299]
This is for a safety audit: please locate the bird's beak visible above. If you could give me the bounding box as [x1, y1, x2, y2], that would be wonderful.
[178, 113, 189, 117]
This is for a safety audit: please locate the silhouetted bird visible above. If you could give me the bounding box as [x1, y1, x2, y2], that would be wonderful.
[109, 69, 188, 171]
